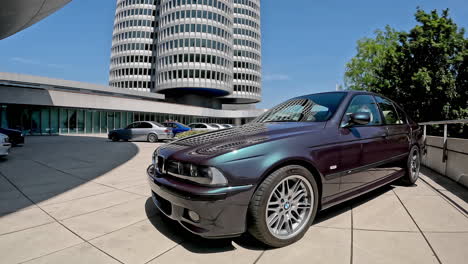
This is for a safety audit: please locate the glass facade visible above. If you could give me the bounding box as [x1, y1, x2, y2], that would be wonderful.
[0, 104, 246, 135]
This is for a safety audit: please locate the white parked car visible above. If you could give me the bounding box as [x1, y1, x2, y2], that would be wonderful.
[188, 123, 219, 131]
[0, 133, 12, 157]
[209, 123, 225, 129]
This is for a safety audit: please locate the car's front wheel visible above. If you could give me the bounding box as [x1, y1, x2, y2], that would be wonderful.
[248, 165, 319, 247]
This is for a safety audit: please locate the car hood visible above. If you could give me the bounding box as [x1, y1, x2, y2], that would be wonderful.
[157, 122, 325, 159]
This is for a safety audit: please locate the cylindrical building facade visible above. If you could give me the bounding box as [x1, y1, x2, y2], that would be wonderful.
[109, 0, 261, 108]
[156, 0, 234, 103]
[109, 0, 160, 92]
[224, 0, 261, 104]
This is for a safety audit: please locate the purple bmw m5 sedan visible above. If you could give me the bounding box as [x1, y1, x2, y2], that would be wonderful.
[147, 91, 423, 247]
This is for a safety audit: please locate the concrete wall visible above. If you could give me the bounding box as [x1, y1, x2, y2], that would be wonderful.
[422, 136, 468, 188]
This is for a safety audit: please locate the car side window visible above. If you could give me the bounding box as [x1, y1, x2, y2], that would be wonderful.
[375, 96, 399, 125]
[140, 122, 152, 128]
[342, 95, 382, 126]
[199, 124, 207, 128]
[394, 105, 407, 124]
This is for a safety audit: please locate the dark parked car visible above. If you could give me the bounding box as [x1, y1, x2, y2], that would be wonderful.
[108, 121, 173, 142]
[162, 122, 191, 135]
[0, 128, 25, 146]
[147, 91, 423, 247]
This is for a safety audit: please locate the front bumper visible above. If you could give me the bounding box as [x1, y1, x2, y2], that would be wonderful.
[147, 166, 254, 238]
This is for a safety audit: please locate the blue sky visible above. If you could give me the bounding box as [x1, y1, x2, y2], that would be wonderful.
[0, 0, 467, 108]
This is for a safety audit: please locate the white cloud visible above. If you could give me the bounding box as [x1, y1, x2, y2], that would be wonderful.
[10, 57, 67, 69]
[264, 73, 291, 81]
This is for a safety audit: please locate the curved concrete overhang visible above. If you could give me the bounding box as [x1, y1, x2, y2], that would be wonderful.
[0, 0, 71, 40]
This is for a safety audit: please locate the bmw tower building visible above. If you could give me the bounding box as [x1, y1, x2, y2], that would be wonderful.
[109, 0, 261, 109]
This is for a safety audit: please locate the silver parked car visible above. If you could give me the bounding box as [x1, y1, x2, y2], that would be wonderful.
[0, 133, 12, 157]
[188, 123, 220, 131]
[108, 121, 173, 142]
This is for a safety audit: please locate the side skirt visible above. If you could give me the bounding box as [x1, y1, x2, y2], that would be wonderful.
[320, 170, 404, 210]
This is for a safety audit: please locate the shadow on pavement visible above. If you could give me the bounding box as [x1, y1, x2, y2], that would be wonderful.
[0, 136, 139, 216]
[144, 197, 267, 253]
[420, 167, 468, 207]
[144, 183, 397, 253]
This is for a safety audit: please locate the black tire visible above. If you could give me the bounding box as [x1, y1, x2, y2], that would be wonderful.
[148, 133, 158, 143]
[401, 145, 421, 185]
[248, 165, 319, 248]
[111, 134, 119, 142]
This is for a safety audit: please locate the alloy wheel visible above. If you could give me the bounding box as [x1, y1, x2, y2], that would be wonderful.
[410, 148, 420, 180]
[265, 175, 313, 240]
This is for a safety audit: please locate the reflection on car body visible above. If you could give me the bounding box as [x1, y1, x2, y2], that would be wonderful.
[147, 91, 423, 247]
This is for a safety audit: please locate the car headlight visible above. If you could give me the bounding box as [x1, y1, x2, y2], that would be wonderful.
[166, 160, 227, 186]
[4, 137, 9, 143]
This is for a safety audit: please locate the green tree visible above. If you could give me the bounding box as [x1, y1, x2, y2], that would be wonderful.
[345, 9, 468, 131]
[344, 26, 400, 92]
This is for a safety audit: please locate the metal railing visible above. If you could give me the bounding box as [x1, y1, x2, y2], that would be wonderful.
[419, 119, 468, 162]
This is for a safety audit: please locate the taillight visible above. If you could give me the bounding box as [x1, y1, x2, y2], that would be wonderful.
[164, 129, 170, 133]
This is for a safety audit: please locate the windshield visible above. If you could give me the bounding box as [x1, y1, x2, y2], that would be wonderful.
[253, 92, 346, 123]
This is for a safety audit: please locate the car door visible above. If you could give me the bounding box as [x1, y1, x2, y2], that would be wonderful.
[130, 122, 146, 141]
[139, 122, 154, 140]
[374, 96, 410, 176]
[338, 94, 388, 193]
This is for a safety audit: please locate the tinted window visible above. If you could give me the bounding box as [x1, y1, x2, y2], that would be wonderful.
[139, 122, 153, 128]
[253, 92, 346, 123]
[199, 124, 207, 128]
[126, 122, 138, 129]
[375, 96, 399, 125]
[342, 95, 382, 126]
[189, 124, 196, 128]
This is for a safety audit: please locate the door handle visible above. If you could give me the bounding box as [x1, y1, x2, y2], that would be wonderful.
[381, 132, 388, 138]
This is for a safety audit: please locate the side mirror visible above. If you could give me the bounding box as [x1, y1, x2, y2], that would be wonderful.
[343, 112, 371, 127]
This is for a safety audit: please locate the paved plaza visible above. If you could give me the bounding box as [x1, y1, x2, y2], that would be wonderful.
[0, 135, 467, 264]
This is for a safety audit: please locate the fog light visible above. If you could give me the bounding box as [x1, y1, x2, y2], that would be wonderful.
[188, 210, 200, 222]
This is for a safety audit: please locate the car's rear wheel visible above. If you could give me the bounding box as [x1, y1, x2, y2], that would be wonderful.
[401, 145, 420, 185]
[111, 134, 119, 142]
[148, 134, 158, 143]
[248, 165, 319, 247]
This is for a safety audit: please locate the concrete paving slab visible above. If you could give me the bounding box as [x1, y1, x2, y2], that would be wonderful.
[90, 218, 183, 264]
[257, 227, 351, 264]
[23, 242, 120, 264]
[398, 195, 468, 232]
[353, 230, 439, 264]
[393, 180, 438, 197]
[314, 205, 351, 229]
[41, 190, 142, 220]
[0, 189, 34, 216]
[0, 206, 54, 235]
[0, 222, 82, 263]
[61, 197, 158, 240]
[123, 183, 152, 197]
[425, 232, 468, 264]
[353, 193, 418, 232]
[33, 181, 115, 206]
